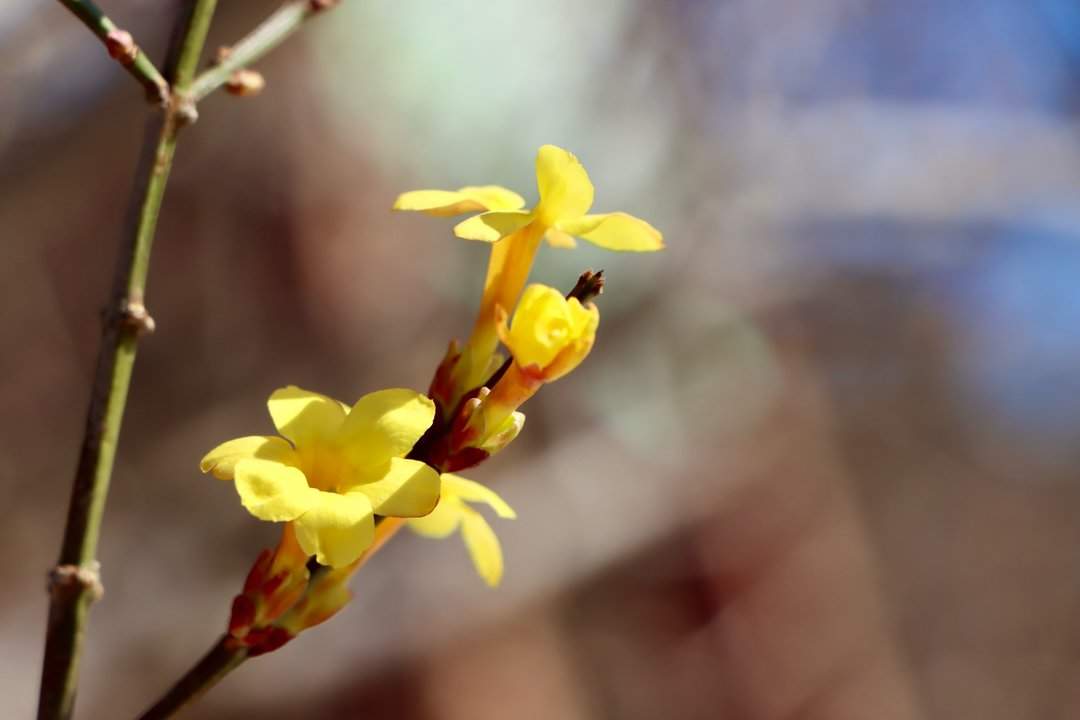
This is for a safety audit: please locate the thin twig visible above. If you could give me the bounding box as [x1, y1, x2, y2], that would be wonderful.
[135, 637, 248, 720]
[54, 0, 170, 104]
[37, 2, 220, 719]
[188, 0, 341, 103]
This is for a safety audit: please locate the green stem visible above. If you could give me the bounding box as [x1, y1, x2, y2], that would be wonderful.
[189, 0, 339, 102]
[54, 0, 170, 103]
[136, 637, 248, 720]
[36, 3, 219, 719]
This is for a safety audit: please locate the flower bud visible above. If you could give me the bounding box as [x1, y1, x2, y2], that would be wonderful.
[496, 284, 598, 382]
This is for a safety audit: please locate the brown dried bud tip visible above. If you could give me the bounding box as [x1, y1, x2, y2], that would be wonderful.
[226, 69, 267, 97]
[309, 0, 340, 12]
[567, 269, 605, 303]
[105, 30, 139, 66]
[121, 300, 156, 335]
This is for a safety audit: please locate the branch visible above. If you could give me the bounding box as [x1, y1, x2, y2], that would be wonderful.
[36, 2, 220, 719]
[135, 637, 247, 720]
[54, 0, 170, 104]
[188, 0, 341, 103]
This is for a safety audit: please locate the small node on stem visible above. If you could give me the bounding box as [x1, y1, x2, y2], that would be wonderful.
[48, 562, 104, 603]
[121, 299, 156, 336]
[225, 69, 266, 97]
[213, 46, 233, 65]
[172, 94, 199, 126]
[309, 0, 341, 11]
[105, 30, 139, 66]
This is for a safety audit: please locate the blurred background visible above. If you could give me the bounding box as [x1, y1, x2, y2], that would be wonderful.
[3, 1, 1080, 718]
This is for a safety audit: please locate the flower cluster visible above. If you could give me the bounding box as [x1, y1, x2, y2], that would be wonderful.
[201, 144, 662, 653]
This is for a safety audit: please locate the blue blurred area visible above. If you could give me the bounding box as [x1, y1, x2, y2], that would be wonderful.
[953, 223, 1080, 441]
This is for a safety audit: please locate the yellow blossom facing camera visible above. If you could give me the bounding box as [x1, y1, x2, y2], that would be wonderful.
[497, 284, 599, 382]
[394, 145, 661, 399]
[201, 386, 441, 568]
[409, 474, 516, 587]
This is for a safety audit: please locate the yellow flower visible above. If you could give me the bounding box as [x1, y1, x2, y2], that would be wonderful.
[394, 145, 663, 251]
[202, 386, 441, 568]
[497, 284, 599, 382]
[394, 145, 661, 397]
[450, 284, 598, 455]
[408, 474, 516, 587]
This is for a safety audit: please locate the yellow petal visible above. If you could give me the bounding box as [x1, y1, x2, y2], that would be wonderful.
[336, 389, 435, 467]
[294, 491, 375, 567]
[351, 457, 440, 518]
[200, 436, 296, 480]
[407, 495, 464, 538]
[267, 386, 346, 447]
[454, 211, 534, 242]
[535, 144, 594, 227]
[557, 212, 664, 252]
[544, 228, 577, 248]
[234, 459, 317, 522]
[461, 507, 504, 587]
[393, 186, 526, 216]
[442, 474, 516, 519]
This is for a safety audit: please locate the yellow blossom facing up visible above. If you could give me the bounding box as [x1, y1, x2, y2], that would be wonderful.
[393, 145, 661, 399]
[419, 145, 664, 251]
[201, 386, 441, 568]
[408, 474, 516, 587]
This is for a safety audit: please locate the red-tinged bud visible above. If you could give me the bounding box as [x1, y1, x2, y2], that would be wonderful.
[243, 626, 294, 657]
[242, 549, 274, 595]
[228, 594, 257, 638]
[443, 446, 489, 473]
[262, 574, 308, 622]
[228, 525, 310, 643]
[428, 340, 462, 414]
[277, 565, 355, 635]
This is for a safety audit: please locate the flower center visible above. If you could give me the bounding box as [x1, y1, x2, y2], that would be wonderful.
[298, 445, 344, 493]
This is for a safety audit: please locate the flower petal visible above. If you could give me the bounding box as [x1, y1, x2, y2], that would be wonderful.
[461, 507, 505, 587]
[442, 474, 516, 519]
[535, 145, 594, 227]
[200, 436, 297, 480]
[558, 212, 664, 252]
[544, 228, 577, 248]
[407, 496, 463, 538]
[337, 389, 435, 466]
[267, 386, 347, 446]
[293, 491, 375, 567]
[351, 457, 440, 518]
[454, 211, 534, 243]
[393, 186, 525, 216]
[234, 459, 317, 522]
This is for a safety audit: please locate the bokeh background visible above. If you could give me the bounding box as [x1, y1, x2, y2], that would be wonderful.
[4, 1, 1080, 718]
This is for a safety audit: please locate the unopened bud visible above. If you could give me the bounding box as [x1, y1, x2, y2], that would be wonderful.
[226, 69, 266, 97]
[478, 411, 525, 456]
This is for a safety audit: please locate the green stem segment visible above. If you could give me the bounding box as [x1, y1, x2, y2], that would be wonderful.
[189, 0, 339, 102]
[37, 2, 219, 719]
[136, 638, 248, 720]
[55, 0, 170, 103]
